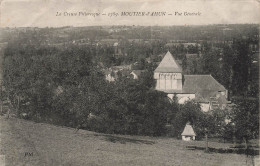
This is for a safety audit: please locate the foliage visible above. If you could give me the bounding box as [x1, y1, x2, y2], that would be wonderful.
[206, 109, 229, 137]
[230, 98, 259, 143]
[1, 25, 259, 139]
[2, 41, 171, 136]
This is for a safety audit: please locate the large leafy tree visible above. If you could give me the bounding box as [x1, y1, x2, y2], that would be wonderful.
[230, 98, 259, 148]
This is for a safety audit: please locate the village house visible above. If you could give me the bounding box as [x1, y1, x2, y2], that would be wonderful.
[154, 51, 229, 112]
[130, 70, 145, 79]
[104, 65, 132, 82]
[104, 70, 116, 82]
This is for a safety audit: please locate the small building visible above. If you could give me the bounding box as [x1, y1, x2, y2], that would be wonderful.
[104, 66, 132, 82]
[103, 67, 118, 82]
[130, 70, 145, 79]
[105, 71, 116, 82]
[181, 123, 196, 141]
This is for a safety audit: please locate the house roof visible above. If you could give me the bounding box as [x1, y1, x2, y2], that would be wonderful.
[181, 124, 196, 136]
[131, 70, 145, 77]
[154, 51, 182, 73]
[113, 42, 119, 47]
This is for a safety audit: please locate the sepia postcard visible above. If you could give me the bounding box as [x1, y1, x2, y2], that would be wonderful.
[0, 0, 259, 165]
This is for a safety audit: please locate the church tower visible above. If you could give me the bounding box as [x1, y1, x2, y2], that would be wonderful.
[154, 51, 183, 92]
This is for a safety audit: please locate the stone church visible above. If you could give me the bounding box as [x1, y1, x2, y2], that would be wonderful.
[154, 51, 229, 112]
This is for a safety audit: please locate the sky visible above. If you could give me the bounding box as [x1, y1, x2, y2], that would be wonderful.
[0, 0, 260, 27]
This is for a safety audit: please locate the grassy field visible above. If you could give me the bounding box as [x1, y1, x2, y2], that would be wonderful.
[0, 116, 258, 166]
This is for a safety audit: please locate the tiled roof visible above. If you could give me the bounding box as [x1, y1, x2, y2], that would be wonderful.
[158, 75, 227, 102]
[183, 75, 226, 93]
[154, 51, 182, 73]
[181, 124, 196, 136]
[183, 75, 226, 102]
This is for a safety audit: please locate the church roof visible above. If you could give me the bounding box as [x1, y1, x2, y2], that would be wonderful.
[160, 75, 227, 102]
[181, 124, 196, 136]
[154, 51, 182, 73]
[183, 75, 226, 93]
